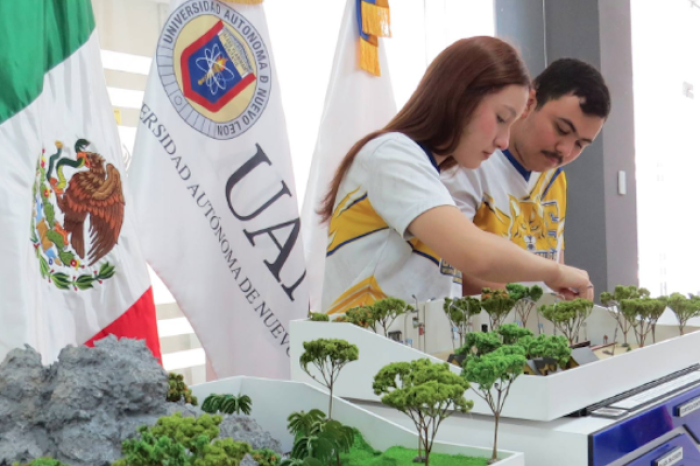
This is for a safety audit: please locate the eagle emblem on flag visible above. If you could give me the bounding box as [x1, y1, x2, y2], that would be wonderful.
[30, 139, 122, 290]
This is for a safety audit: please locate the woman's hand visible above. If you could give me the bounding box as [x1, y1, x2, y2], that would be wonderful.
[546, 264, 594, 300]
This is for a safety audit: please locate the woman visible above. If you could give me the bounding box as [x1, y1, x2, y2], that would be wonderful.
[320, 36, 592, 315]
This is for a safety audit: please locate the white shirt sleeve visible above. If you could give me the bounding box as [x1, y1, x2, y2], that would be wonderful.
[363, 135, 455, 239]
[440, 166, 484, 220]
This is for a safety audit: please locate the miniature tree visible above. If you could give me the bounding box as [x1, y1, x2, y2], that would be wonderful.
[519, 334, 571, 374]
[370, 297, 413, 337]
[497, 323, 534, 345]
[462, 345, 527, 463]
[600, 286, 650, 346]
[299, 339, 359, 419]
[455, 331, 503, 359]
[202, 393, 252, 415]
[644, 298, 667, 345]
[309, 312, 330, 322]
[481, 288, 515, 331]
[443, 296, 481, 348]
[620, 298, 667, 347]
[114, 412, 252, 466]
[667, 293, 700, 335]
[332, 306, 374, 329]
[650, 296, 668, 343]
[373, 359, 472, 466]
[539, 299, 593, 345]
[167, 372, 198, 406]
[506, 283, 543, 328]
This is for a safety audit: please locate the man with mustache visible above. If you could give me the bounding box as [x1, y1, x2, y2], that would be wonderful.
[442, 58, 611, 295]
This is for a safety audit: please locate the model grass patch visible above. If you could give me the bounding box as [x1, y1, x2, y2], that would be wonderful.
[340, 430, 488, 466]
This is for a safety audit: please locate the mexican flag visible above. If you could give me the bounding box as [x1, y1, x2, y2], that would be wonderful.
[0, 0, 161, 363]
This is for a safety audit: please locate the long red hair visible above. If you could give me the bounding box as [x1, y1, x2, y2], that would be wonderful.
[319, 36, 530, 223]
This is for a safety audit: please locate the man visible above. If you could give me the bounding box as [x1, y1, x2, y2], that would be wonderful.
[442, 58, 611, 295]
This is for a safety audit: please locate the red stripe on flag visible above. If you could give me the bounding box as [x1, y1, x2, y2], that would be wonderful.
[84, 287, 162, 363]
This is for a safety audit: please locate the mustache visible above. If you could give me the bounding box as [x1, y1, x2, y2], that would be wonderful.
[542, 151, 563, 164]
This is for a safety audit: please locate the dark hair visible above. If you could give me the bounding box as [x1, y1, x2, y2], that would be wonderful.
[319, 36, 530, 223]
[533, 58, 611, 118]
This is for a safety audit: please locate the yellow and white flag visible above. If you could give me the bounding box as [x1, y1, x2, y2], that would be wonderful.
[301, 0, 396, 312]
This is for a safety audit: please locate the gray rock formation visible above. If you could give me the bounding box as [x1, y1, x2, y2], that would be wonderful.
[0, 336, 280, 465]
[219, 414, 283, 452]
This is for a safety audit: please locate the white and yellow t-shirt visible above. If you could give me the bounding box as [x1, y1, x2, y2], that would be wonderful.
[441, 149, 566, 262]
[323, 133, 463, 315]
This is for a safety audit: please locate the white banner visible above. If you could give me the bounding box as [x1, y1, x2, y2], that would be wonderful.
[129, 0, 308, 378]
[301, 0, 396, 312]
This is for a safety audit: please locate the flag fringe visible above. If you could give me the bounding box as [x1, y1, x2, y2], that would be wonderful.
[360, 37, 381, 77]
[361, 1, 391, 38]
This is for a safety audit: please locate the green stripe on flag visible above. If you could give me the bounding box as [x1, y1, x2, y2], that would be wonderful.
[0, 0, 95, 125]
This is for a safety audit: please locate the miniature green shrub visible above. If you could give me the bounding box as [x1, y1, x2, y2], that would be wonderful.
[113, 431, 189, 466]
[333, 306, 374, 329]
[201, 394, 252, 415]
[13, 459, 72, 466]
[309, 313, 330, 322]
[251, 448, 281, 466]
[344, 306, 374, 329]
[283, 410, 354, 466]
[113, 412, 251, 466]
[167, 372, 198, 406]
[150, 413, 220, 454]
[287, 409, 326, 438]
[196, 438, 252, 466]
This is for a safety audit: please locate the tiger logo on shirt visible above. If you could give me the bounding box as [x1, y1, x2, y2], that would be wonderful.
[474, 192, 562, 261]
[508, 195, 547, 253]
